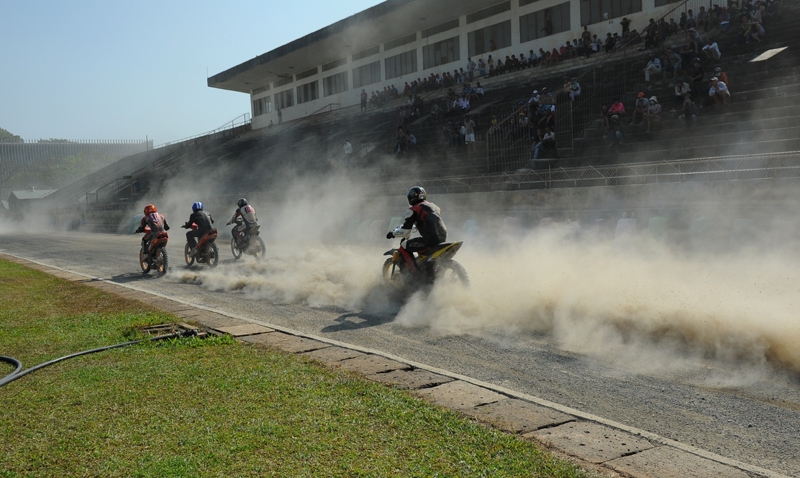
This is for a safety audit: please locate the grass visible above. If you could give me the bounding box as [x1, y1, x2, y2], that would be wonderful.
[0, 259, 592, 477]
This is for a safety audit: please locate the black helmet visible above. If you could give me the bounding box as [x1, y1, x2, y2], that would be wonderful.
[407, 186, 426, 205]
[237, 198, 248, 208]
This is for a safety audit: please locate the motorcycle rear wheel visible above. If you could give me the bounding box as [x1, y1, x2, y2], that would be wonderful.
[231, 238, 243, 260]
[252, 237, 266, 261]
[208, 242, 219, 268]
[184, 243, 195, 267]
[155, 248, 169, 276]
[435, 260, 469, 286]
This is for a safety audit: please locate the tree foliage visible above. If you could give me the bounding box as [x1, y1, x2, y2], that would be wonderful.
[0, 128, 22, 143]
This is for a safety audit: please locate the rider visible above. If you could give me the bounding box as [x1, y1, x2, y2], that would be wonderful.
[182, 202, 214, 255]
[386, 186, 447, 270]
[227, 198, 258, 244]
[135, 204, 170, 256]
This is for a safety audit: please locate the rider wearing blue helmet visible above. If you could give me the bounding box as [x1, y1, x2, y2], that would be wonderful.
[183, 201, 214, 255]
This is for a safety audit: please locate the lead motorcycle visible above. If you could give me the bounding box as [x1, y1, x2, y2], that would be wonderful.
[382, 238, 469, 291]
[136, 226, 169, 276]
[226, 217, 266, 260]
[182, 223, 219, 268]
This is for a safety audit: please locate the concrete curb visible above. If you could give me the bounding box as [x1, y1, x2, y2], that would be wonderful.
[1, 252, 788, 478]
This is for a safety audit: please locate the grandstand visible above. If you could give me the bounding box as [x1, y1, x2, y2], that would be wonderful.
[38, 0, 800, 251]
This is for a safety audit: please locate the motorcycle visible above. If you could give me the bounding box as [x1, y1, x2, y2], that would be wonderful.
[136, 226, 169, 276]
[226, 217, 266, 260]
[182, 223, 219, 268]
[382, 238, 469, 291]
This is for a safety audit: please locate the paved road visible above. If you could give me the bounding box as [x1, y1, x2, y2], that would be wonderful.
[2, 232, 799, 476]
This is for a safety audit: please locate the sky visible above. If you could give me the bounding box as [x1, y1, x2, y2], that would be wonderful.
[0, 0, 383, 145]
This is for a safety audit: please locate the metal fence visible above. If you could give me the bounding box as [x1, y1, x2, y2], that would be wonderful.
[364, 151, 800, 196]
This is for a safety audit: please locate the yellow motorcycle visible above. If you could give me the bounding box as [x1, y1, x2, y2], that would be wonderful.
[382, 240, 469, 291]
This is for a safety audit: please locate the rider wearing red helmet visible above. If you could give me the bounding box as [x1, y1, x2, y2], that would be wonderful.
[386, 186, 447, 270]
[136, 204, 170, 255]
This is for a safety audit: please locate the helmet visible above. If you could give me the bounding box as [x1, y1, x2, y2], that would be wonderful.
[144, 204, 157, 215]
[407, 186, 427, 205]
[237, 198, 248, 208]
[192, 202, 204, 212]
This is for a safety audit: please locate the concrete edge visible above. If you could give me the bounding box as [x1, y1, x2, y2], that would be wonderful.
[0, 251, 788, 478]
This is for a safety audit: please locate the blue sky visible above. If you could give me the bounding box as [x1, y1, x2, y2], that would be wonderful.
[0, 0, 382, 145]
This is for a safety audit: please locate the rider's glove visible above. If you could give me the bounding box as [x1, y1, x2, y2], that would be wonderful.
[135, 227, 144, 233]
[386, 231, 395, 239]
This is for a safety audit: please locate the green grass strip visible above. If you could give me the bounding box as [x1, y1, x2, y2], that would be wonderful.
[0, 259, 592, 477]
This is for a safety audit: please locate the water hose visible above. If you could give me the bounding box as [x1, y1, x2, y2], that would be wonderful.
[0, 330, 196, 388]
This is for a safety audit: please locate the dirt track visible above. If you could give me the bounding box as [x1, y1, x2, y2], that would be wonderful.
[2, 232, 798, 477]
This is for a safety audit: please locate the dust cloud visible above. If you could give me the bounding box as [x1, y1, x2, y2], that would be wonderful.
[156, 171, 800, 377]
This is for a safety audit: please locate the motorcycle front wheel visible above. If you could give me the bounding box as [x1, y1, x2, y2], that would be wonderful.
[139, 248, 151, 274]
[435, 260, 469, 286]
[231, 238, 243, 260]
[382, 258, 405, 290]
[208, 242, 219, 268]
[184, 243, 195, 267]
[155, 248, 169, 276]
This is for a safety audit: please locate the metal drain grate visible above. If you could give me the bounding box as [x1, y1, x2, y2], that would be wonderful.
[139, 323, 201, 337]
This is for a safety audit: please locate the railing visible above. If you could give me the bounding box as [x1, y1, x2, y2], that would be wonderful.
[363, 151, 800, 195]
[154, 113, 251, 149]
[287, 103, 343, 130]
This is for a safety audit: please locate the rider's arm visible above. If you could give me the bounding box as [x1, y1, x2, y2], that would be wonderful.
[392, 209, 416, 237]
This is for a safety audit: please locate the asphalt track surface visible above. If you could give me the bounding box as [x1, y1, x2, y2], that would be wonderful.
[2, 232, 799, 477]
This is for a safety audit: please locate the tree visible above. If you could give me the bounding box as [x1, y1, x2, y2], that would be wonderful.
[0, 128, 22, 143]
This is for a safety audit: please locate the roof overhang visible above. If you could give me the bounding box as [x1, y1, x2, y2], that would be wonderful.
[208, 0, 491, 93]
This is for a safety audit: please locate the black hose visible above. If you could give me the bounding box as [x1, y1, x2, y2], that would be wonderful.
[0, 330, 196, 388]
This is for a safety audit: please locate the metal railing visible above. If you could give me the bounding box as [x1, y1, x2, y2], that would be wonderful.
[362, 151, 800, 195]
[153, 113, 251, 149]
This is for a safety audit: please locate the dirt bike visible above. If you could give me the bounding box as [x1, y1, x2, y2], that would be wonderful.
[182, 223, 219, 268]
[226, 218, 266, 260]
[136, 226, 169, 276]
[382, 238, 469, 291]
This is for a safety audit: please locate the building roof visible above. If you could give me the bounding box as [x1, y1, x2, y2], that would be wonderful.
[10, 189, 57, 201]
[208, 0, 490, 94]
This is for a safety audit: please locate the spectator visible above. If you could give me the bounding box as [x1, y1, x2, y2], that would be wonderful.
[569, 77, 581, 101]
[475, 82, 485, 97]
[464, 115, 476, 148]
[702, 41, 721, 61]
[679, 96, 699, 127]
[609, 98, 626, 118]
[277, 109, 282, 124]
[532, 126, 556, 160]
[719, 7, 732, 32]
[600, 104, 611, 128]
[430, 102, 441, 122]
[708, 76, 730, 105]
[395, 127, 407, 154]
[621, 17, 631, 36]
[690, 58, 705, 98]
[581, 25, 592, 47]
[478, 58, 487, 75]
[405, 130, 417, 149]
[662, 48, 682, 80]
[644, 96, 661, 133]
[632, 92, 650, 125]
[343, 139, 353, 164]
[644, 54, 662, 82]
[687, 28, 702, 53]
[671, 79, 691, 111]
[604, 115, 624, 148]
[466, 57, 476, 81]
[714, 67, 730, 87]
[360, 90, 367, 114]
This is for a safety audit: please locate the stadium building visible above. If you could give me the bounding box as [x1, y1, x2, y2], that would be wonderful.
[208, 0, 679, 129]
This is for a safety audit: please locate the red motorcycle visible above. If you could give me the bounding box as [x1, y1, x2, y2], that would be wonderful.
[182, 224, 219, 268]
[137, 226, 169, 276]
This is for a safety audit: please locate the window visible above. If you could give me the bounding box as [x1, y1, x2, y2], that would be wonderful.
[252, 85, 270, 95]
[422, 19, 459, 38]
[352, 46, 380, 62]
[520, 2, 571, 43]
[467, 20, 512, 57]
[252, 96, 271, 117]
[296, 81, 318, 104]
[323, 72, 348, 96]
[296, 67, 318, 80]
[353, 61, 381, 88]
[580, 0, 642, 26]
[385, 33, 417, 51]
[466, 1, 511, 24]
[274, 76, 293, 88]
[322, 57, 347, 72]
[385, 50, 417, 80]
[274, 90, 294, 110]
[423, 37, 460, 69]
